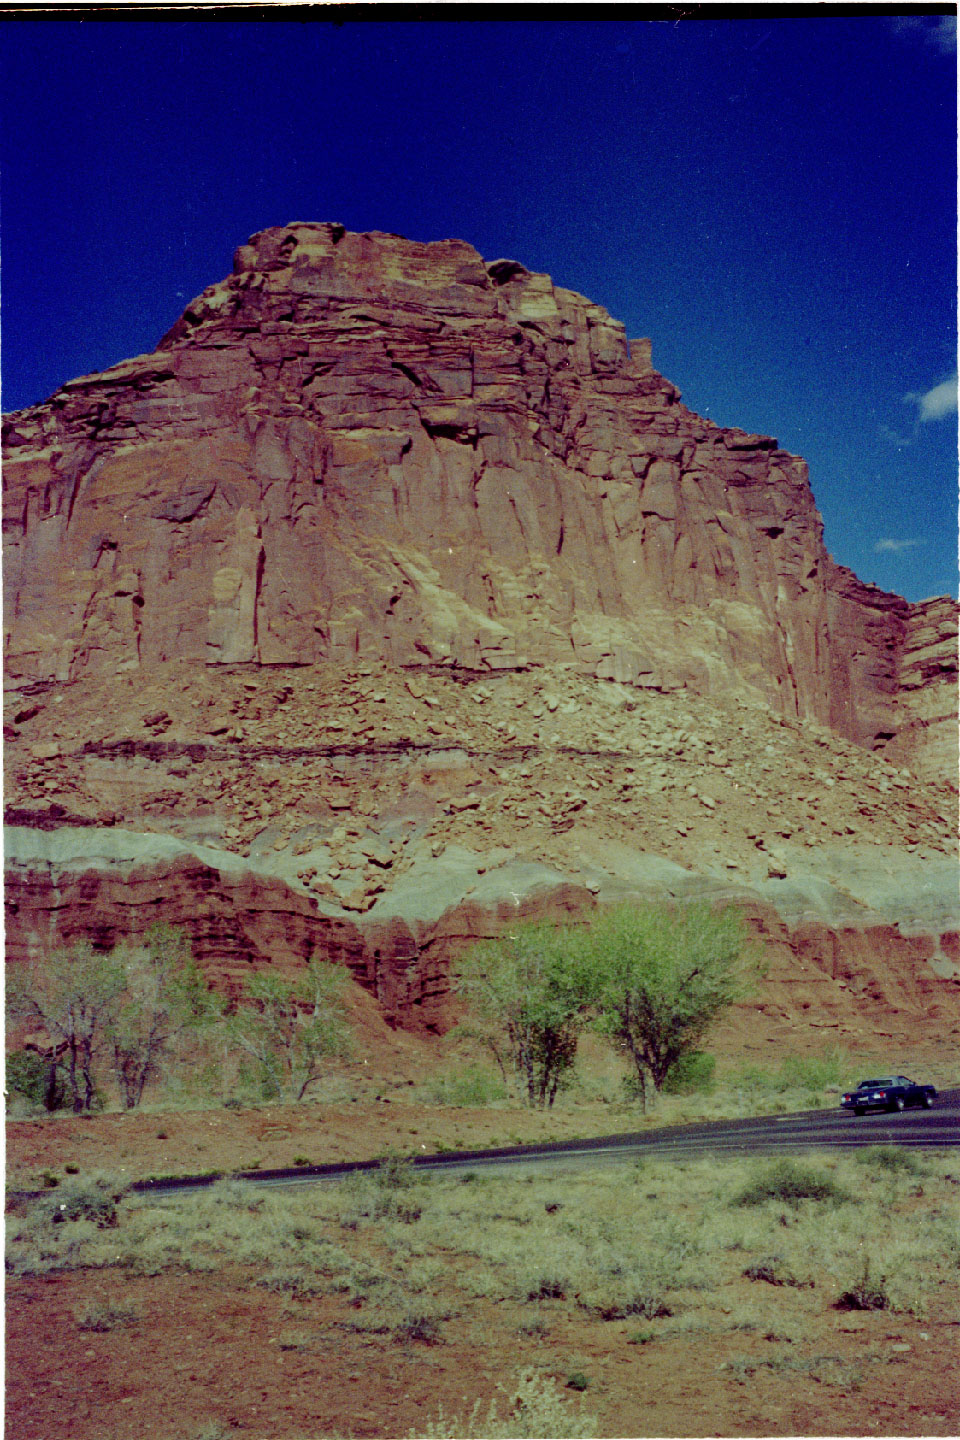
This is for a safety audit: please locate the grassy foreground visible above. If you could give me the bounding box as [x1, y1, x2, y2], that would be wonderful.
[7, 1145, 960, 1438]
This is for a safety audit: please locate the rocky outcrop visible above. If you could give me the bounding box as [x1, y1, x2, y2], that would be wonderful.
[5, 825, 958, 1045]
[4, 223, 955, 773]
[3, 225, 957, 1049]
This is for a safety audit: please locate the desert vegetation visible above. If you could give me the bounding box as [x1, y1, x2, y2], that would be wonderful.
[6, 1145, 959, 1437]
[7, 903, 754, 1122]
[455, 902, 754, 1111]
[6, 926, 352, 1116]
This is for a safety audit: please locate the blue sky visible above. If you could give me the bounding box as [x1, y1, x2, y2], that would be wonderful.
[1, 15, 956, 602]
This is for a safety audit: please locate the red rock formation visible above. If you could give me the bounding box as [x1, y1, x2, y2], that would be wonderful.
[3, 226, 957, 1047]
[4, 224, 955, 771]
[6, 849, 957, 1044]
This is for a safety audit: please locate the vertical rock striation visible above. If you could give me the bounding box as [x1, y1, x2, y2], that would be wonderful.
[3, 223, 955, 774]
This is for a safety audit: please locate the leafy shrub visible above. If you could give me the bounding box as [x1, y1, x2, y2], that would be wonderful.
[661, 1050, 716, 1095]
[732, 1158, 849, 1208]
[565, 1371, 590, 1391]
[732, 1048, 848, 1104]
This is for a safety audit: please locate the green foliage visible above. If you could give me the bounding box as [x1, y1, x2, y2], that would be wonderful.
[6, 942, 124, 1112]
[565, 1371, 590, 1391]
[412, 1368, 598, 1439]
[733, 1047, 849, 1105]
[5, 1047, 69, 1113]
[854, 1145, 924, 1176]
[456, 921, 595, 1108]
[661, 1049, 716, 1095]
[6, 926, 224, 1112]
[226, 958, 351, 1102]
[422, 1063, 507, 1106]
[109, 925, 224, 1109]
[732, 1158, 850, 1208]
[590, 903, 753, 1109]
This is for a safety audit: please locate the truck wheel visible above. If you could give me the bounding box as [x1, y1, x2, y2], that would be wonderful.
[892, 1096, 905, 1112]
[923, 1094, 934, 1108]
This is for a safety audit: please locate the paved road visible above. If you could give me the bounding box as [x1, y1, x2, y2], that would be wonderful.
[136, 1088, 960, 1196]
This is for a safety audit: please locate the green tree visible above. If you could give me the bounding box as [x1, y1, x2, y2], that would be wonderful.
[6, 942, 124, 1112]
[226, 959, 351, 1102]
[5, 1047, 68, 1113]
[108, 924, 224, 1109]
[590, 903, 754, 1111]
[456, 921, 593, 1108]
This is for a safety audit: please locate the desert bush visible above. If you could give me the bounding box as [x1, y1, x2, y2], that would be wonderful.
[732, 1157, 849, 1208]
[723, 1351, 854, 1386]
[16, 1171, 129, 1232]
[581, 1272, 672, 1321]
[523, 1258, 575, 1301]
[742, 1255, 802, 1286]
[338, 1157, 425, 1227]
[854, 1145, 924, 1177]
[411, 1368, 598, 1439]
[392, 1301, 447, 1344]
[255, 1266, 328, 1300]
[422, 1064, 507, 1107]
[74, 1297, 142, 1331]
[661, 1049, 716, 1095]
[835, 1255, 890, 1311]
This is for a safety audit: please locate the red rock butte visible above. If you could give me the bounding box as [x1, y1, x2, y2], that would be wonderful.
[3, 222, 956, 770]
[3, 224, 958, 1043]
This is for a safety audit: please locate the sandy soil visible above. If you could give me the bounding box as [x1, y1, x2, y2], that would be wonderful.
[7, 1083, 960, 1440]
[7, 1259, 959, 1440]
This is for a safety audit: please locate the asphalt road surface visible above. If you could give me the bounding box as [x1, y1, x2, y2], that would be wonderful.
[137, 1088, 960, 1197]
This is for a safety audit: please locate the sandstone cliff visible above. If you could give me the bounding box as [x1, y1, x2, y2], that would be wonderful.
[4, 225, 957, 1053]
[4, 223, 955, 772]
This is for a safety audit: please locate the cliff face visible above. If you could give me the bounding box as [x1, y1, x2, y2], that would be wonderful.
[4, 223, 954, 772]
[4, 225, 957, 1048]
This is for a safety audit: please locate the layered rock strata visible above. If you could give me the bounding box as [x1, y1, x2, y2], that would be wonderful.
[4, 223, 955, 772]
[3, 225, 957, 1047]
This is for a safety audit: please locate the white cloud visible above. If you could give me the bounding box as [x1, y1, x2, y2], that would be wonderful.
[904, 375, 958, 423]
[874, 537, 922, 555]
[890, 15, 957, 54]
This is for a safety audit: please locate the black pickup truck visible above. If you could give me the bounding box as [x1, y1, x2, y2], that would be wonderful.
[840, 1076, 937, 1116]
